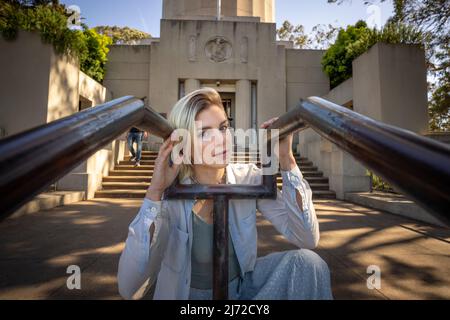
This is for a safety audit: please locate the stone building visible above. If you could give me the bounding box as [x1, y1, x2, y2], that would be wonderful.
[0, 0, 429, 208]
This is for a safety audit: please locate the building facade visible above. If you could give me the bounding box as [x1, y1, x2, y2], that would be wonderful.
[104, 0, 329, 140]
[0, 0, 429, 202]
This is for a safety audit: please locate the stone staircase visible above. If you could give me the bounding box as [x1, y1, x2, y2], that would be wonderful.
[95, 151, 336, 199]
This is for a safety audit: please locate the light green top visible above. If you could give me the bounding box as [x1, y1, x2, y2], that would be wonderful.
[190, 210, 241, 290]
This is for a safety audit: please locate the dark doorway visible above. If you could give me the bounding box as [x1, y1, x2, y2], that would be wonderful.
[220, 92, 235, 128]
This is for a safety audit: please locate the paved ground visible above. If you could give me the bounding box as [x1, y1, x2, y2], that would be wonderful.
[0, 198, 448, 299]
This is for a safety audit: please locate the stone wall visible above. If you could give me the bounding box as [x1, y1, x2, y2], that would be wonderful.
[103, 45, 151, 100]
[298, 43, 429, 200]
[0, 31, 115, 199]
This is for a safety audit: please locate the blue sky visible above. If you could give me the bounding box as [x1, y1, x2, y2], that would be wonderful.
[60, 0, 394, 37]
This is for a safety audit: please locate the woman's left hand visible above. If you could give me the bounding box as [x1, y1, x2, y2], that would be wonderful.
[260, 117, 297, 171]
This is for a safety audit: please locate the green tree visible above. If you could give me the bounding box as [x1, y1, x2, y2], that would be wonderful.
[94, 25, 151, 45]
[276, 20, 310, 48]
[2, 0, 61, 7]
[323, 20, 427, 88]
[80, 28, 112, 82]
[0, 1, 111, 82]
[277, 20, 338, 49]
[327, 0, 450, 131]
[321, 20, 370, 88]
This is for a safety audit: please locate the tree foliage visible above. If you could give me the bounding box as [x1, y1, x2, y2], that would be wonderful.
[94, 25, 151, 45]
[327, 0, 450, 131]
[80, 28, 112, 83]
[321, 20, 370, 88]
[0, 0, 112, 82]
[277, 20, 338, 49]
[322, 20, 428, 88]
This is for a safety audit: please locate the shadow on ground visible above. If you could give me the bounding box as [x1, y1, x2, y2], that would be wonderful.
[0, 198, 448, 299]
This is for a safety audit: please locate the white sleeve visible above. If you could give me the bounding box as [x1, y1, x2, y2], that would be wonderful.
[117, 198, 165, 300]
[256, 164, 320, 249]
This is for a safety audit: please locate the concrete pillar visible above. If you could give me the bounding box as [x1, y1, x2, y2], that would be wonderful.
[353, 43, 428, 134]
[235, 80, 252, 149]
[185, 78, 200, 94]
[298, 128, 370, 200]
[235, 79, 251, 130]
[329, 144, 370, 199]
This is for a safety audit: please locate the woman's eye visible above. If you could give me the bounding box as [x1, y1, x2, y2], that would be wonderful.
[220, 126, 229, 131]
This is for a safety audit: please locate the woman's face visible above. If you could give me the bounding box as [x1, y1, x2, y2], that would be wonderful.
[192, 104, 232, 169]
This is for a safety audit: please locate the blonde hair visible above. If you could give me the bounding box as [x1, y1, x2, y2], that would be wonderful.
[168, 87, 225, 182]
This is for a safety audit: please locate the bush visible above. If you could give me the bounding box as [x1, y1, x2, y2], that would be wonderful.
[79, 29, 111, 82]
[322, 20, 429, 89]
[321, 20, 370, 89]
[0, 2, 111, 82]
[368, 171, 395, 193]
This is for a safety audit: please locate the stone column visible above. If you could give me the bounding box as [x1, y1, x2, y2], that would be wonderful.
[353, 43, 428, 134]
[185, 78, 200, 95]
[235, 80, 251, 130]
[235, 80, 252, 149]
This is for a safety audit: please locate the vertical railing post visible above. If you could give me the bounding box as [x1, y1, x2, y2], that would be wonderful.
[213, 195, 229, 300]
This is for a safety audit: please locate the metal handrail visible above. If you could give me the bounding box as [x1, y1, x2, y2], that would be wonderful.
[1, 93, 449, 301]
[163, 105, 309, 299]
[0, 96, 174, 220]
[298, 97, 450, 227]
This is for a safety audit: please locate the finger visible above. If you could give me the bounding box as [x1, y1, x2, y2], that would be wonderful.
[268, 117, 279, 125]
[158, 138, 174, 156]
[260, 117, 279, 129]
[159, 138, 171, 151]
[260, 121, 271, 129]
[161, 142, 175, 159]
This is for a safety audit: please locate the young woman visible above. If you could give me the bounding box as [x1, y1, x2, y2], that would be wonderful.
[117, 88, 333, 300]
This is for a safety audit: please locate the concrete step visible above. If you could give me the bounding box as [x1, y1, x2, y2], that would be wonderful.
[95, 188, 336, 199]
[102, 182, 150, 190]
[100, 152, 334, 200]
[113, 164, 318, 172]
[307, 183, 331, 191]
[119, 160, 313, 166]
[101, 181, 331, 191]
[302, 176, 329, 183]
[103, 176, 152, 183]
[105, 171, 325, 179]
[103, 175, 323, 183]
[139, 151, 270, 155]
[109, 170, 153, 176]
[109, 170, 324, 178]
[124, 155, 308, 161]
[301, 171, 324, 177]
[311, 190, 336, 199]
[95, 189, 147, 198]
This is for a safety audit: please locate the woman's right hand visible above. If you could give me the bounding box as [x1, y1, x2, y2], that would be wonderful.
[145, 134, 181, 201]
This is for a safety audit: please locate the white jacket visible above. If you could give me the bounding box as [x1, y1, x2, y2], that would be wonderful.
[117, 163, 320, 300]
